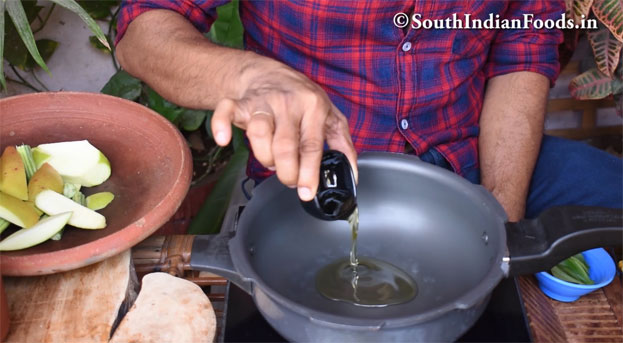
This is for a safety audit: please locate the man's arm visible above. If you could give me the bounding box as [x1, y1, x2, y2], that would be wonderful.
[116, 9, 248, 109]
[478, 0, 562, 221]
[479, 71, 549, 222]
[116, 9, 357, 201]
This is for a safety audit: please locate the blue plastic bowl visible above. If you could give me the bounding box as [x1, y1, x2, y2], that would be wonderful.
[535, 248, 616, 302]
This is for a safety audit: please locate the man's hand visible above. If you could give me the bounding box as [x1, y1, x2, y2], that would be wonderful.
[116, 10, 357, 201]
[211, 59, 357, 200]
[479, 71, 549, 221]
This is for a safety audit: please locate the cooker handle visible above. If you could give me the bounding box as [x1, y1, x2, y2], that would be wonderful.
[189, 207, 253, 293]
[190, 233, 252, 293]
[505, 206, 622, 276]
[309, 316, 384, 331]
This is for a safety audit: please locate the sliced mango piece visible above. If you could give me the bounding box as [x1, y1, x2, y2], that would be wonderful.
[86, 192, 115, 211]
[35, 190, 106, 229]
[25, 201, 43, 216]
[0, 146, 28, 200]
[33, 140, 111, 187]
[28, 163, 64, 200]
[0, 191, 40, 228]
[32, 148, 51, 167]
[0, 212, 71, 251]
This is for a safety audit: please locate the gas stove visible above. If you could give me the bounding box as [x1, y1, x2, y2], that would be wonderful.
[223, 276, 532, 342]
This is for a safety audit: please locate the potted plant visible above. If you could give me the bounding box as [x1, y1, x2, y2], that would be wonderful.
[0, 0, 109, 91]
[564, 0, 622, 115]
[96, 0, 248, 235]
[1, 0, 248, 236]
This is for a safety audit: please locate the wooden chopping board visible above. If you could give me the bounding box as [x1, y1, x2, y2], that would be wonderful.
[520, 275, 623, 342]
[3, 250, 137, 343]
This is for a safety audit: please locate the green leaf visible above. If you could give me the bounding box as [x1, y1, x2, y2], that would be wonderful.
[101, 70, 142, 100]
[592, 0, 623, 42]
[0, 0, 6, 90]
[187, 148, 249, 235]
[20, 2, 44, 24]
[77, 0, 119, 20]
[3, 16, 25, 68]
[5, 0, 49, 73]
[588, 25, 623, 76]
[204, 110, 215, 139]
[49, 0, 110, 50]
[2, 1, 46, 74]
[180, 109, 208, 131]
[145, 87, 184, 124]
[615, 62, 622, 116]
[89, 35, 111, 54]
[208, 0, 244, 49]
[614, 76, 623, 92]
[569, 68, 622, 99]
[564, 0, 574, 21]
[570, 0, 594, 23]
[23, 39, 58, 70]
[3, 36, 28, 68]
[232, 127, 246, 152]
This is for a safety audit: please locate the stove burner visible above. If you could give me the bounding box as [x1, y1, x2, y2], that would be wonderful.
[223, 277, 531, 342]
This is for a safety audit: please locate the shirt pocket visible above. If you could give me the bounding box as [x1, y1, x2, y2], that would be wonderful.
[451, 30, 491, 61]
[449, 2, 507, 60]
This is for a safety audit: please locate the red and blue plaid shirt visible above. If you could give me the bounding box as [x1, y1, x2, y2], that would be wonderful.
[117, 1, 563, 182]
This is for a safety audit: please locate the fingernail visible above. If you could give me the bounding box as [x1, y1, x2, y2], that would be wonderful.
[267, 166, 276, 171]
[215, 131, 226, 144]
[298, 187, 313, 201]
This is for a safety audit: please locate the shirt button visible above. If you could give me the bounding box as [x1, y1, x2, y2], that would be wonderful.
[400, 119, 409, 130]
[401, 42, 412, 52]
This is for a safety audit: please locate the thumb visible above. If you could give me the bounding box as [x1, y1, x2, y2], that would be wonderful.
[211, 98, 240, 146]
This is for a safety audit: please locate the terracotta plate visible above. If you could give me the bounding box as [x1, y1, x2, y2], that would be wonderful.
[0, 92, 192, 275]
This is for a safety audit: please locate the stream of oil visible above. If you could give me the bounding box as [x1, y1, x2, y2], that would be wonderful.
[315, 207, 418, 307]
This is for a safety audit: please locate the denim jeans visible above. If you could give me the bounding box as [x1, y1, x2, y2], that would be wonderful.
[421, 135, 623, 219]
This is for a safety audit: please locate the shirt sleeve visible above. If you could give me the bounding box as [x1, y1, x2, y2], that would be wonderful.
[484, 1, 565, 84]
[116, 0, 229, 44]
